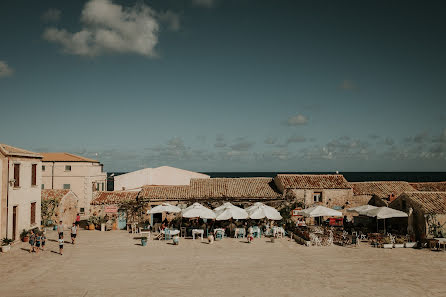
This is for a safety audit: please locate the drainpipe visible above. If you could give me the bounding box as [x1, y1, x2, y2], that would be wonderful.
[5, 159, 9, 239]
[51, 161, 55, 189]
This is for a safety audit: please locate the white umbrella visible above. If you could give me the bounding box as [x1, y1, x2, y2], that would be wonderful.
[347, 205, 378, 215]
[182, 202, 216, 219]
[296, 206, 343, 218]
[147, 203, 181, 214]
[214, 202, 248, 221]
[364, 207, 408, 219]
[246, 203, 282, 220]
[363, 206, 408, 234]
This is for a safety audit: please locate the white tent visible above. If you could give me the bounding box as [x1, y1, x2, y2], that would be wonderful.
[214, 202, 248, 221]
[296, 206, 343, 218]
[347, 205, 378, 216]
[364, 207, 408, 219]
[182, 202, 216, 219]
[147, 203, 181, 214]
[246, 203, 282, 220]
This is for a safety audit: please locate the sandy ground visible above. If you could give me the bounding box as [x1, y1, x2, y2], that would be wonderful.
[0, 229, 445, 297]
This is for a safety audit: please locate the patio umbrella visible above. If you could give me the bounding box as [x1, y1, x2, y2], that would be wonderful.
[214, 202, 249, 221]
[346, 205, 378, 216]
[364, 207, 408, 219]
[296, 206, 343, 218]
[363, 207, 408, 234]
[147, 203, 181, 214]
[182, 202, 216, 219]
[246, 203, 282, 220]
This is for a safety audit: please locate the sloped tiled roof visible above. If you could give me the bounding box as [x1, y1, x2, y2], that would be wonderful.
[91, 191, 139, 205]
[394, 192, 446, 214]
[275, 174, 351, 189]
[139, 185, 195, 200]
[191, 178, 282, 199]
[138, 178, 282, 201]
[0, 143, 42, 158]
[41, 152, 99, 163]
[409, 182, 446, 192]
[41, 189, 72, 202]
[350, 181, 416, 198]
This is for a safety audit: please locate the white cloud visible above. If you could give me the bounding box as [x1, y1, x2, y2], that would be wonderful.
[0, 61, 14, 78]
[192, 0, 217, 8]
[41, 8, 61, 23]
[43, 0, 160, 57]
[286, 114, 308, 126]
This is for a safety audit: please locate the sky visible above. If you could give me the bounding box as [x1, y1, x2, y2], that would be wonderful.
[1, 0, 446, 172]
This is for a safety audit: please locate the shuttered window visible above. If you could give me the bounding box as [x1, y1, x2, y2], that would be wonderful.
[63, 184, 71, 189]
[14, 164, 20, 187]
[31, 202, 36, 224]
[31, 164, 37, 186]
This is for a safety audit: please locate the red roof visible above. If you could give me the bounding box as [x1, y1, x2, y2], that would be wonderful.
[409, 182, 446, 192]
[91, 191, 139, 205]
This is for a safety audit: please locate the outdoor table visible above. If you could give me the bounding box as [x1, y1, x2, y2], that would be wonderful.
[161, 229, 180, 240]
[234, 228, 246, 238]
[192, 229, 204, 240]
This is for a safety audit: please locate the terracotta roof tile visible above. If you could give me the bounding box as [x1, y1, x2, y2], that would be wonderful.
[394, 192, 446, 214]
[190, 178, 282, 199]
[91, 191, 139, 205]
[41, 152, 99, 163]
[350, 181, 416, 198]
[41, 189, 72, 202]
[139, 185, 195, 200]
[409, 182, 446, 192]
[275, 174, 351, 189]
[0, 143, 42, 158]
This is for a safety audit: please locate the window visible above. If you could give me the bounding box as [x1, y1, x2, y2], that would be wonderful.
[41, 184, 44, 189]
[96, 183, 100, 191]
[80, 208, 85, 214]
[63, 184, 71, 189]
[65, 165, 72, 171]
[101, 183, 104, 191]
[313, 192, 322, 203]
[30, 202, 36, 224]
[42, 165, 45, 171]
[13, 164, 20, 187]
[31, 164, 37, 186]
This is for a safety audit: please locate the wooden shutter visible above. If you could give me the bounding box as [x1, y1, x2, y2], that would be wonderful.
[31, 202, 36, 224]
[31, 164, 37, 186]
[14, 164, 20, 187]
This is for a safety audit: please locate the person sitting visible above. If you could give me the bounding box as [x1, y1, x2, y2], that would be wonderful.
[160, 221, 166, 231]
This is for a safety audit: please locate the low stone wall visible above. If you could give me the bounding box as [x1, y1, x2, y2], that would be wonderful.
[290, 232, 311, 246]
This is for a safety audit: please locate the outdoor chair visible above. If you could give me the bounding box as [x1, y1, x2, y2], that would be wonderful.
[165, 229, 172, 241]
[252, 226, 261, 238]
[234, 228, 246, 238]
[154, 227, 164, 240]
[180, 227, 187, 238]
[215, 229, 225, 240]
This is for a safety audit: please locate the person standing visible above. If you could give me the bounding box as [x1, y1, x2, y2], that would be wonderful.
[57, 221, 64, 238]
[75, 213, 81, 226]
[35, 232, 41, 254]
[58, 234, 64, 255]
[41, 231, 46, 251]
[29, 230, 35, 253]
[71, 223, 77, 244]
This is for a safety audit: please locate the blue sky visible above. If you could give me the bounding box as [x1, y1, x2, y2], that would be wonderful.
[1, 0, 446, 172]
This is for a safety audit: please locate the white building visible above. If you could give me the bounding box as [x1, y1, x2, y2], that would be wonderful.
[114, 166, 210, 191]
[41, 153, 107, 218]
[0, 144, 42, 241]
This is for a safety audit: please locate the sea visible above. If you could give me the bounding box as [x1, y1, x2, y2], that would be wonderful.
[107, 172, 446, 190]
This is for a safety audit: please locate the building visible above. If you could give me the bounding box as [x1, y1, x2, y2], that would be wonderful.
[113, 166, 210, 191]
[41, 189, 78, 229]
[390, 192, 446, 240]
[274, 174, 353, 213]
[0, 144, 42, 241]
[41, 153, 107, 217]
[350, 181, 416, 206]
[409, 182, 446, 192]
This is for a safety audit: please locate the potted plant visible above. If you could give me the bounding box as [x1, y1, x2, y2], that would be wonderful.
[394, 237, 405, 248]
[141, 236, 148, 246]
[87, 217, 96, 230]
[382, 237, 393, 249]
[99, 216, 107, 232]
[1, 238, 13, 253]
[20, 229, 29, 242]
